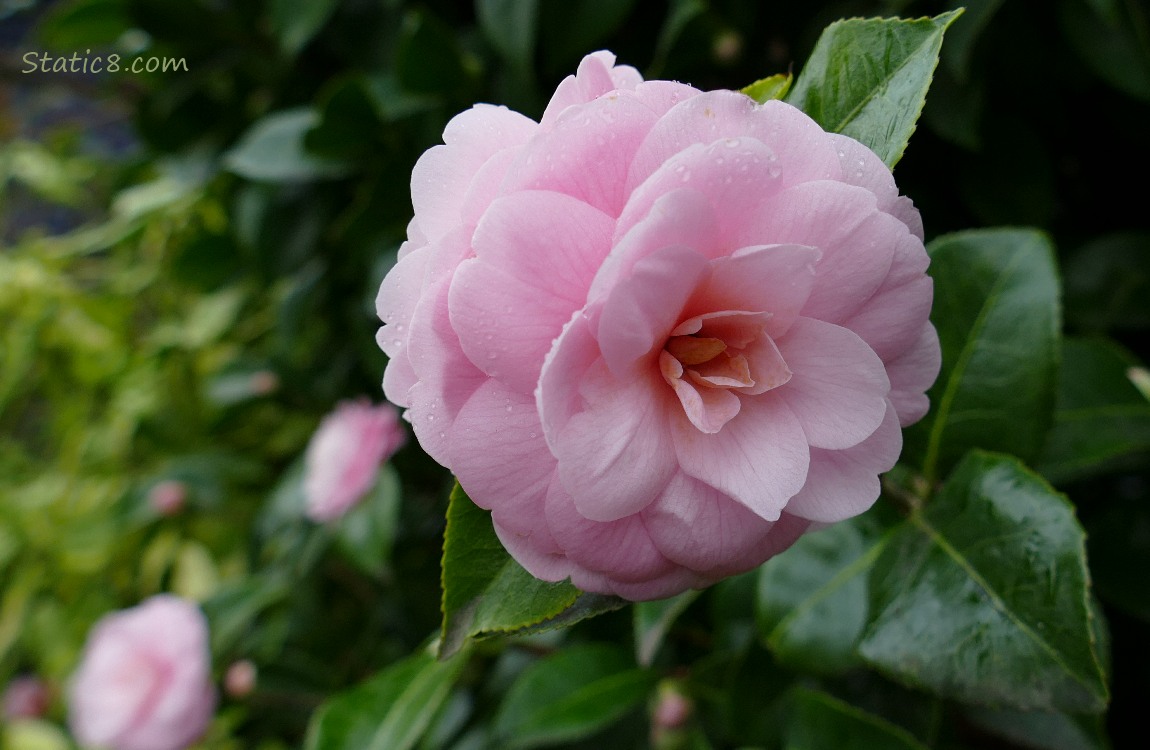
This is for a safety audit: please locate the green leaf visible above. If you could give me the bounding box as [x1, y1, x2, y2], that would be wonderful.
[756, 515, 891, 675]
[493, 643, 654, 749]
[941, 0, 1005, 81]
[786, 10, 962, 166]
[905, 229, 1061, 483]
[741, 73, 793, 103]
[396, 9, 469, 94]
[962, 706, 1111, 750]
[223, 109, 354, 182]
[785, 687, 929, 750]
[859, 451, 1109, 713]
[1037, 338, 1150, 483]
[269, 0, 338, 55]
[335, 465, 402, 578]
[1060, 0, 1150, 101]
[1064, 231, 1150, 333]
[633, 590, 700, 666]
[439, 484, 625, 659]
[477, 0, 539, 75]
[304, 645, 469, 750]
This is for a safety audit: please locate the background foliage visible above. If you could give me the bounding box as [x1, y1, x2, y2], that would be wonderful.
[1, 0, 1149, 748]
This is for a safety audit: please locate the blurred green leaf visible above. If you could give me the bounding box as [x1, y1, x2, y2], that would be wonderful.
[650, 0, 707, 76]
[941, 0, 1005, 81]
[741, 73, 792, 103]
[633, 590, 700, 667]
[477, 0, 539, 75]
[439, 485, 625, 658]
[36, 0, 130, 49]
[362, 74, 441, 121]
[962, 706, 1111, 750]
[304, 645, 469, 750]
[396, 10, 469, 94]
[1064, 231, 1150, 332]
[335, 465, 402, 578]
[756, 516, 889, 675]
[905, 229, 1060, 482]
[786, 10, 962, 166]
[784, 687, 929, 750]
[1087, 496, 1150, 623]
[860, 451, 1109, 713]
[1037, 338, 1150, 483]
[269, 0, 338, 55]
[540, 0, 637, 72]
[223, 109, 355, 182]
[493, 643, 654, 749]
[1060, 0, 1150, 101]
[0, 719, 73, 750]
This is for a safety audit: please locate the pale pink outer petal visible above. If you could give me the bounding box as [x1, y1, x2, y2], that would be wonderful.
[643, 471, 810, 575]
[544, 475, 678, 583]
[672, 392, 810, 521]
[774, 317, 891, 451]
[826, 133, 924, 240]
[596, 244, 710, 377]
[450, 192, 614, 394]
[571, 566, 710, 602]
[493, 520, 573, 582]
[449, 380, 559, 550]
[784, 401, 903, 523]
[411, 104, 537, 243]
[541, 51, 641, 125]
[734, 180, 900, 325]
[685, 244, 821, 338]
[555, 364, 678, 521]
[886, 323, 942, 426]
[624, 94, 842, 204]
[503, 93, 661, 216]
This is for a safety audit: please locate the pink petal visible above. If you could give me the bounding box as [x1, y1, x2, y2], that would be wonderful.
[784, 401, 902, 523]
[596, 244, 710, 377]
[591, 188, 722, 303]
[572, 566, 710, 602]
[661, 351, 743, 433]
[626, 93, 842, 200]
[841, 275, 934, 362]
[544, 475, 678, 582]
[555, 363, 678, 521]
[886, 323, 941, 426]
[735, 180, 900, 325]
[775, 317, 890, 450]
[411, 104, 537, 243]
[672, 392, 810, 521]
[449, 380, 557, 542]
[493, 520, 573, 582]
[504, 93, 660, 216]
[449, 192, 613, 393]
[825, 133, 925, 241]
[686, 244, 821, 338]
[541, 51, 631, 125]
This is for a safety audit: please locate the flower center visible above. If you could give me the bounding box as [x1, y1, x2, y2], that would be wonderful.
[659, 311, 791, 434]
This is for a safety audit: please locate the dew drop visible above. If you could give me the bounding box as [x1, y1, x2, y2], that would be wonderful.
[506, 405, 514, 413]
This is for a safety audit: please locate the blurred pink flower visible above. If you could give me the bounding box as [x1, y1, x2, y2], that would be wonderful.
[3, 676, 50, 720]
[377, 51, 939, 600]
[303, 400, 406, 522]
[223, 660, 256, 699]
[68, 595, 215, 750]
[147, 479, 187, 516]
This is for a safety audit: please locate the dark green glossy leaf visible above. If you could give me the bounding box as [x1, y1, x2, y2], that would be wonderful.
[335, 465, 402, 578]
[1064, 231, 1150, 333]
[860, 452, 1109, 713]
[493, 643, 654, 749]
[905, 229, 1060, 482]
[477, 0, 539, 75]
[785, 687, 929, 750]
[741, 73, 792, 103]
[1037, 338, 1150, 483]
[269, 0, 338, 55]
[633, 590, 700, 666]
[304, 645, 468, 750]
[962, 706, 1111, 750]
[223, 109, 354, 182]
[756, 515, 890, 675]
[440, 484, 625, 658]
[786, 10, 961, 166]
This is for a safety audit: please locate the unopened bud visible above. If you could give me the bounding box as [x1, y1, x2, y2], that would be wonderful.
[3, 676, 50, 720]
[225, 660, 257, 698]
[148, 480, 187, 516]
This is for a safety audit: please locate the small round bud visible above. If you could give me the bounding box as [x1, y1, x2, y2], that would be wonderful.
[225, 660, 257, 699]
[148, 480, 187, 516]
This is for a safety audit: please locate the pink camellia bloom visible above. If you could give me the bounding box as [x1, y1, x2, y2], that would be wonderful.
[303, 400, 406, 522]
[68, 595, 215, 750]
[377, 51, 940, 600]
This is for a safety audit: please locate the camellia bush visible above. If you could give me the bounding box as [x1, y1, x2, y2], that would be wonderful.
[2, 1, 1149, 749]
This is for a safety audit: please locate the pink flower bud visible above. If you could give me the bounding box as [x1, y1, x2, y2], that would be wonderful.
[148, 479, 187, 516]
[303, 400, 406, 522]
[224, 660, 257, 699]
[3, 676, 50, 720]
